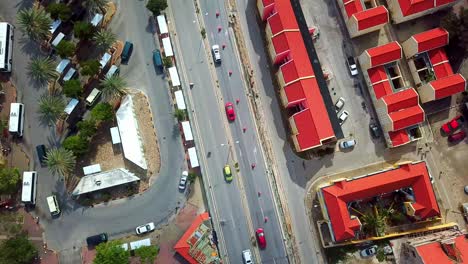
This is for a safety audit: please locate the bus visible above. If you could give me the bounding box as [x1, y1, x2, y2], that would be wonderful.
[9, 103, 24, 137]
[0, 22, 14, 72]
[21, 171, 37, 205]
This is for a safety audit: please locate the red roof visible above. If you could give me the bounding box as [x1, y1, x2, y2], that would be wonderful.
[283, 79, 308, 106]
[174, 212, 210, 264]
[343, 0, 363, 18]
[271, 32, 293, 62]
[388, 105, 425, 130]
[368, 66, 392, 99]
[280, 58, 314, 85]
[321, 162, 440, 242]
[382, 88, 419, 113]
[367, 41, 402, 67]
[267, 10, 299, 35]
[396, 0, 456, 17]
[431, 74, 467, 99]
[412, 28, 449, 53]
[416, 234, 468, 263]
[353, 6, 389, 31]
[428, 48, 453, 79]
[388, 129, 411, 147]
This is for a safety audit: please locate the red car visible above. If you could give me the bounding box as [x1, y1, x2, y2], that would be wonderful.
[225, 102, 236, 121]
[256, 228, 266, 249]
[441, 115, 464, 135]
[448, 130, 466, 142]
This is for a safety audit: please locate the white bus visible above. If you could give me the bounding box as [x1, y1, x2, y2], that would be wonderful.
[22, 171, 37, 205]
[0, 22, 14, 72]
[9, 103, 24, 137]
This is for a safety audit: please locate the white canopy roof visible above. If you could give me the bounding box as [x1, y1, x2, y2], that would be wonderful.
[64, 98, 79, 115]
[63, 67, 76, 81]
[83, 164, 102, 175]
[129, 238, 151, 250]
[51, 32, 65, 47]
[56, 59, 70, 75]
[162, 37, 173, 57]
[72, 168, 140, 195]
[91, 13, 103, 26]
[116, 96, 148, 170]
[100, 53, 112, 69]
[157, 15, 168, 34]
[110, 126, 121, 144]
[174, 90, 186, 110]
[168, 66, 180, 87]
[49, 20, 61, 34]
[188, 147, 199, 168]
[181, 121, 193, 141]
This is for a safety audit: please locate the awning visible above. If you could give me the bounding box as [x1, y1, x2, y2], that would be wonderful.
[83, 164, 102, 175]
[129, 238, 151, 250]
[56, 59, 70, 75]
[157, 15, 168, 34]
[174, 90, 186, 110]
[181, 121, 193, 141]
[162, 37, 173, 57]
[51, 32, 65, 47]
[106, 65, 119, 78]
[91, 13, 103, 26]
[110, 126, 121, 144]
[188, 147, 199, 168]
[63, 67, 76, 81]
[72, 168, 140, 196]
[49, 20, 61, 34]
[168, 66, 180, 87]
[64, 98, 79, 115]
[100, 53, 112, 69]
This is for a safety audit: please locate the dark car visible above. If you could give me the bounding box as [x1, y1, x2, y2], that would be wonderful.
[369, 123, 381, 138]
[36, 145, 47, 165]
[86, 233, 108, 247]
[448, 130, 466, 142]
[121, 41, 134, 64]
[153, 49, 163, 69]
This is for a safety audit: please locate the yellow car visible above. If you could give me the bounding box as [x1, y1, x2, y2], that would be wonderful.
[224, 165, 233, 182]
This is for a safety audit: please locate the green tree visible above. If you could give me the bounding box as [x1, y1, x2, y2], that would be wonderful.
[188, 171, 198, 183]
[94, 240, 130, 264]
[37, 94, 66, 126]
[46, 3, 72, 21]
[73, 21, 95, 40]
[77, 119, 97, 139]
[441, 7, 468, 55]
[162, 56, 172, 68]
[93, 29, 117, 52]
[0, 235, 38, 264]
[63, 135, 89, 156]
[99, 76, 127, 101]
[56, 40, 76, 58]
[83, 0, 109, 14]
[134, 245, 159, 264]
[146, 0, 168, 16]
[62, 79, 82, 98]
[174, 109, 186, 121]
[17, 7, 52, 42]
[27, 57, 58, 84]
[45, 147, 76, 177]
[0, 167, 21, 195]
[91, 102, 114, 121]
[80, 60, 101, 76]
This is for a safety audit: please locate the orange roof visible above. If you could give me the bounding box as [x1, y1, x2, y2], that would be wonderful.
[321, 162, 440, 242]
[367, 41, 402, 67]
[396, 0, 456, 17]
[412, 28, 449, 53]
[354, 6, 389, 31]
[416, 234, 468, 263]
[431, 74, 467, 99]
[174, 212, 210, 264]
[388, 129, 411, 147]
[343, 0, 363, 18]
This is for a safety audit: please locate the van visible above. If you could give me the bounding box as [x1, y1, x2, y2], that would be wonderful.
[153, 49, 163, 69]
[86, 88, 102, 106]
[46, 195, 60, 216]
[121, 41, 133, 64]
[242, 249, 253, 264]
[36, 145, 47, 165]
[86, 233, 108, 247]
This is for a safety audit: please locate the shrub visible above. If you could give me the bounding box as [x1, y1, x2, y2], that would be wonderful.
[62, 135, 89, 156]
[62, 79, 82, 98]
[162, 56, 173, 68]
[56, 40, 76, 58]
[73, 21, 95, 40]
[80, 60, 100, 76]
[146, 0, 168, 16]
[46, 3, 71, 21]
[91, 102, 114, 122]
[77, 119, 97, 139]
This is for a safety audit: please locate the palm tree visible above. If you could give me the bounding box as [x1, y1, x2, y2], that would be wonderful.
[45, 147, 76, 179]
[27, 57, 58, 84]
[100, 75, 127, 101]
[37, 94, 65, 126]
[93, 29, 117, 52]
[17, 7, 53, 42]
[83, 0, 109, 14]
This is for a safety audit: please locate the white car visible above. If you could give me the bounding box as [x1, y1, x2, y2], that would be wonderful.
[212, 45, 221, 63]
[339, 139, 356, 149]
[135, 222, 155, 235]
[179, 171, 188, 190]
[242, 249, 253, 264]
[338, 110, 349, 125]
[335, 97, 345, 112]
[347, 56, 358, 76]
[360, 245, 377, 258]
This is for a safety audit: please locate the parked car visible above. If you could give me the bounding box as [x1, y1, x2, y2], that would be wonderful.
[212, 44, 221, 63]
[136, 222, 155, 235]
[121, 41, 134, 64]
[338, 110, 349, 125]
[86, 233, 108, 247]
[224, 165, 233, 182]
[360, 245, 378, 258]
[465, 185, 468, 194]
[225, 102, 236, 121]
[242, 249, 253, 264]
[462, 203, 468, 222]
[179, 171, 188, 190]
[152, 49, 163, 70]
[441, 115, 464, 135]
[255, 228, 266, 249]
[369, 123, 381, 138]
[346, 56, 358, 76]
[36, 144, 47, 165]
[448, 130, 466, 142]
[339, 139, 356, 149]
[335, 97, 345, 112]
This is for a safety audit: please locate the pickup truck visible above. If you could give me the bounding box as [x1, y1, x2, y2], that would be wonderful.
[441, 115, 464, 135]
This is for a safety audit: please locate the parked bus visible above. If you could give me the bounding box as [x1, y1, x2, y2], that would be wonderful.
[21, 171, 37, 205]
[8, 103, 24, 137]
[0, 22, 14, 72]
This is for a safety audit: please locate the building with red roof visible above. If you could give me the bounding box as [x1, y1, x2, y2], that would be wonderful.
[386, 0, 458, 24]
[174, 212, 220, 264]
[318, 161, 440, 243]
[337, 0, 389, 38]
[402, 28, 466, 103]
[258, 0, 336, 151]
[359, 41, 425, 148]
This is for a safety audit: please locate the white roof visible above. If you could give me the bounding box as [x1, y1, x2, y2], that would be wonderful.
[72, 168, 140, 195]
[8, 103, 21, 133]
[121, 243, 129, 251]
[174, 90, 186, 110]
[63, 67, 76, 81]
[64, 98, 79, 115]
[116, 96, 148, 170]
[162, 37, 173, 57]
[51, 32, 65, 47]
[49, 20, 61, 34]
[106, 65, 119, 78]
[110, 126, 121, 144]
[181, 121, 193, 141]
[91, 13, 103, 26]
[157, 15, 168, 34]
[129, 238, 151, 250]
[56, 59, 70, 74]
[168, 66, 180, 87]
[188, 147, 199, 168]
[21, 171, 36, 202]
[83, 164, 102, 175]
[99, 53, 112, 69]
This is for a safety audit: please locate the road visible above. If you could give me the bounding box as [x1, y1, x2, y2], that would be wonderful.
[169, 0, 288, 263]
[0, 0, 186, 261]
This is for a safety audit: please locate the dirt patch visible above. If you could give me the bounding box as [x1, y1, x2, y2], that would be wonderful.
[0, 211, 23, 237]
[103, 2, 117, 28]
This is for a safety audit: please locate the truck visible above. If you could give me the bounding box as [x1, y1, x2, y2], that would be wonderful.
[153, 49, 163, 70]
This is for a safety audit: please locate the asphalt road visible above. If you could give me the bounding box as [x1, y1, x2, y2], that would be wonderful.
[169, 0, 288, 263]
[1, 0, 186, 261]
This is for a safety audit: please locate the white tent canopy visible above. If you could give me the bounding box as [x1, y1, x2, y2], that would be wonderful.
[188, 147, 199, 168]
[168, 66, 180, 87]
[72, 168, 140, 196]
[116, 96, 148, 170]
[110, 126, 121, 144]
[129, 238, 151, 250]
[174, 90, 186, 110]
[64, 98, 79, 115]
[83, 164, 102, 176]
[162, 37, 173, 57]
[181, 121, 193, 141]
[157, 15, 168, 34]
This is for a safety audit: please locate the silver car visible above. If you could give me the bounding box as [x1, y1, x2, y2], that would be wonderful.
[338, 110, 349, 125]
[212, 45, 221, 63]
[339, 139, 356, 149]
[135, 222, 155, 235]
[335, 97, 345, 112]
[179, 171, 188, 190]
